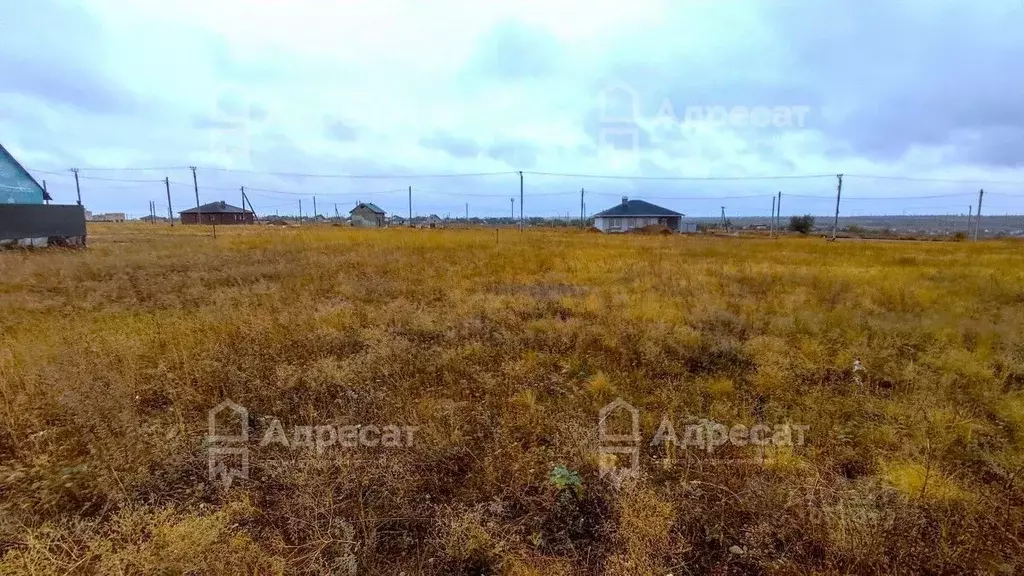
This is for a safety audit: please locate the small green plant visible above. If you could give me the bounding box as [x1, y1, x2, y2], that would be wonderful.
[548, 465, 583, 497]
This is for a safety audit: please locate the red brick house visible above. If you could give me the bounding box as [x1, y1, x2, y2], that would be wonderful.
[180, 201, 254, 225]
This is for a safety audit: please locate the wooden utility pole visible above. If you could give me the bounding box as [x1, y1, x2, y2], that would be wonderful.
[70, 168, 81, 205]
[298, 199, 302, 225]
[189, 166, 200, 216]
[42, 180, 49, 204]
[465, 202, 469, 221]
[519, 171, 524, 232]
[770, 196, 776, 237]
[166, 177, 174, 226]
[832, 174, 843, 240]
[313, 195, 317, 221]
[511, 197, 514, 222]
[580, 188, 585, 229]
[335, 203, 340, 220]
[776, 191, 782, 233]
[242, 189, 259, 223]
[974, 189, 984, 241]
[408, 186, 412, 222]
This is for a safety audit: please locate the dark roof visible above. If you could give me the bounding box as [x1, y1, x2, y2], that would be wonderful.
[0, 143, 50, 201]
[594, 198, 682, 217]
[180, 201, 248, 214]
[350, 202, 385, 214]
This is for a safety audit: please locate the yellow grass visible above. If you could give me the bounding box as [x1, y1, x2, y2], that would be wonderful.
[1, 223, 1023, 574]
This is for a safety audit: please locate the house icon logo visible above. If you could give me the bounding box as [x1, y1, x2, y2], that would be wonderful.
[597, 80, 640, 124]
[596, 80, 642, 171]
[597, 397, 641, 488]
[207, 399, 249, 488]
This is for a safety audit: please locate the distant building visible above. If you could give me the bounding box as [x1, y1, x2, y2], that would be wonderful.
[390, 215, 407, 226]
[424, 214, 443, 228]
[90, 212, 126, 222]
[350, 202, 386, 227]
[0, 143, 50, 204]
[593, 197, 683, 233]
[179, 201, 254, 225]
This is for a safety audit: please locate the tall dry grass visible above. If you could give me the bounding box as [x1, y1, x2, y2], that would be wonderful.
[1, 223, 1023, 574]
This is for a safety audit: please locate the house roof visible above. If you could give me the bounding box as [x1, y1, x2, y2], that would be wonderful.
[350, 202, 385, 215]
[594, 198, 682, 218]
[0, 143, 51, 201]
[179, 201, 248, 214]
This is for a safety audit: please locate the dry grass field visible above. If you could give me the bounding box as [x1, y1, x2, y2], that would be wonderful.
[2, 223, 1023, 575]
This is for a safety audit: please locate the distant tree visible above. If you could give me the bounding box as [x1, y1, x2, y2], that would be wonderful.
[789, 215, 815, 234]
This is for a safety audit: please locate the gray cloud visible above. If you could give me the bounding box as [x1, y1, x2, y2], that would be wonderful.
[0, 1, 142, 114]
[487, 139, 539, 169]
[462, 20, 564, 80]
[419, 131, 482, 159]
[325, 119, 359, 142]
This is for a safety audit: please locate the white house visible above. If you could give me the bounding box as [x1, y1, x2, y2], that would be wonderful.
[593, 197, 684, 233]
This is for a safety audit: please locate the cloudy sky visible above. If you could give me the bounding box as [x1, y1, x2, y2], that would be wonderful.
[3, 0, 1023, 217]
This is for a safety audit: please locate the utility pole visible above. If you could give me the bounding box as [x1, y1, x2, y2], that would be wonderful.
[313, 195, 318, 221]
[189, 166, 200, 218]
[242, 189, 258, 223]
[166, 177, 173, 226]
[776, 191, 782, 233]
[580, 188, 585, 229]
[967, 205, 972, 237]
[720, 206, 726, 232]
[70, 168, 81, 205]
[974, 189, 984, 241]
[770, 196, 776, 237]
[408, 185, 412, 222]
[832, 174, 843, 241]
[43, 180, 49, 204]
[298, 199, 302, 225]
[465, 202, 469, 221]
[519, 171, 524, 232]
[335, 203, 340, 220]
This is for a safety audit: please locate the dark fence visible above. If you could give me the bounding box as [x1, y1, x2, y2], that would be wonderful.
[0, 204, 87, 241]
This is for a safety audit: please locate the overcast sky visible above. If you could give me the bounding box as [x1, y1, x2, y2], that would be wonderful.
[3, 0, 1023, 217]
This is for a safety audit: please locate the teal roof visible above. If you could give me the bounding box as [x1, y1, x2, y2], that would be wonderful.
[0, 143, 49, 204]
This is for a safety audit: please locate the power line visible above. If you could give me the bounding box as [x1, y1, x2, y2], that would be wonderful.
[523, 171, 835, 181]
[845, 174, 1024, 185]
[192, 167, 517, 179]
